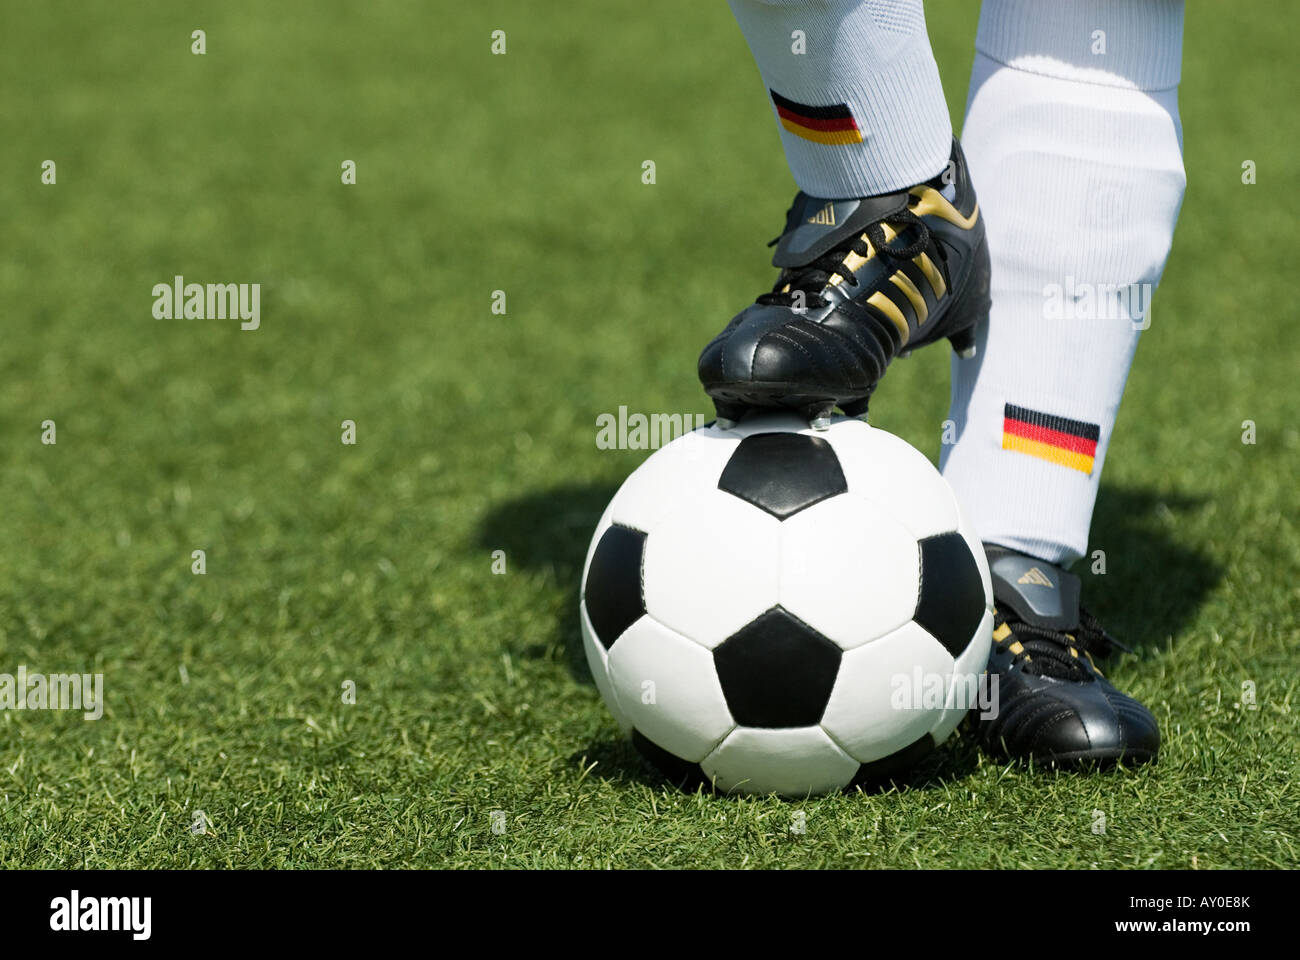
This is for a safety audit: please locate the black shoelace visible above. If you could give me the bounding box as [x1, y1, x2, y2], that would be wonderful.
[756, 204, 933, 311]
[996, 606, 1133, 682]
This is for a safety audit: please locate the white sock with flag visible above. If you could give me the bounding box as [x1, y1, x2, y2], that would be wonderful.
[728, 0, 952, 198]
[939, 0, 1187, 567]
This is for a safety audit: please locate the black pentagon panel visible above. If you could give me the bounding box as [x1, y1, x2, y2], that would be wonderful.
[717, 432, 847, 520]
[632, 729, 712, 792]
[583, 524, 647, 650]
[846, 733, 935, 791]
[713, 606, 842, 728]
[913, 532, 987, 656]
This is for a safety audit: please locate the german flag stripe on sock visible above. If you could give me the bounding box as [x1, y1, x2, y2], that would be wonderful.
[1002, 403, 1100, 475]
[770, 90, 863, 145]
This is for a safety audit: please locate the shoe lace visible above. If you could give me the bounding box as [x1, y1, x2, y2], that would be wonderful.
[756, 202, 933, 310]
[995, 606, 1133, 681]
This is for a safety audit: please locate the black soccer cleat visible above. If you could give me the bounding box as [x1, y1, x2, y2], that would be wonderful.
[970, 544, 1159, 766]
[698, 137, 990, 430]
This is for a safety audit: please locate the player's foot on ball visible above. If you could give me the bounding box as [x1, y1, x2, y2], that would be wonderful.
[970, 544, 1159, 767]
[698, 136, 990, 431]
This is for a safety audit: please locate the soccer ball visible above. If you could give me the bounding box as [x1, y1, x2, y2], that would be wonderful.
[580, 412, 993, 796]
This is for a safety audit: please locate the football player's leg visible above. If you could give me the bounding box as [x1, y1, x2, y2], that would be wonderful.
[700, 0, 990, 429]
[943, 0, 1186, 763]
[727, 0, 950, 199]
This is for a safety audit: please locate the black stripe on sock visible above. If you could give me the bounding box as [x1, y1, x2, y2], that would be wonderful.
[1004, 403, 1100, 442]
[770, 89, 854, 121]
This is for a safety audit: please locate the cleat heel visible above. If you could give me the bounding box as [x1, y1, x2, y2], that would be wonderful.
[943, 233, 990, 360]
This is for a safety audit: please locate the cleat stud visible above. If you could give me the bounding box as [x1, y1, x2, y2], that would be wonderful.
[801, 400, 836, 432]
[839, 397, 870, 419]
[948, 326, 977, 359]
[711, 399, 748, 429]
[898, 349, 913, 359]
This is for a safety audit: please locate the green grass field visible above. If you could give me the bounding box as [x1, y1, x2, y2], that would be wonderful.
[1, 0, 1297, 869]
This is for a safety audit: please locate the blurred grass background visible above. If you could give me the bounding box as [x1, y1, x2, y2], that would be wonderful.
[0, 0, 1296, 867]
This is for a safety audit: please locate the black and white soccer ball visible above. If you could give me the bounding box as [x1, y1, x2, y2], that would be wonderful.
[580, 412, 993, 796]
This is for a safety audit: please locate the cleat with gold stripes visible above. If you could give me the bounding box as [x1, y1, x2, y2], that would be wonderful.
[698, 137, 989, 427]
[969, 544, 1159, 766]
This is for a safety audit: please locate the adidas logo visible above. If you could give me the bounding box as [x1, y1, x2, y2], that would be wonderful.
[1017, 566, 1054, 588]
[807, 203, 836, 226]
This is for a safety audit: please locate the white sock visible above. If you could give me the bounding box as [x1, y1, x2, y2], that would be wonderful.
[940, 0, 1187, 566]
[728, 0, 951, 198]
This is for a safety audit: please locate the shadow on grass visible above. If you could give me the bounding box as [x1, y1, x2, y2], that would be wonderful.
[566, 735, 982, 798]
[477, 480, 620, 684]
[1081, 485, 1222, 653]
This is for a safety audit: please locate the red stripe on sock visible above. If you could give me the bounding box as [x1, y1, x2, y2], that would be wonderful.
[774, 104, 859, 132]
[1003, 417, 1099, 458]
